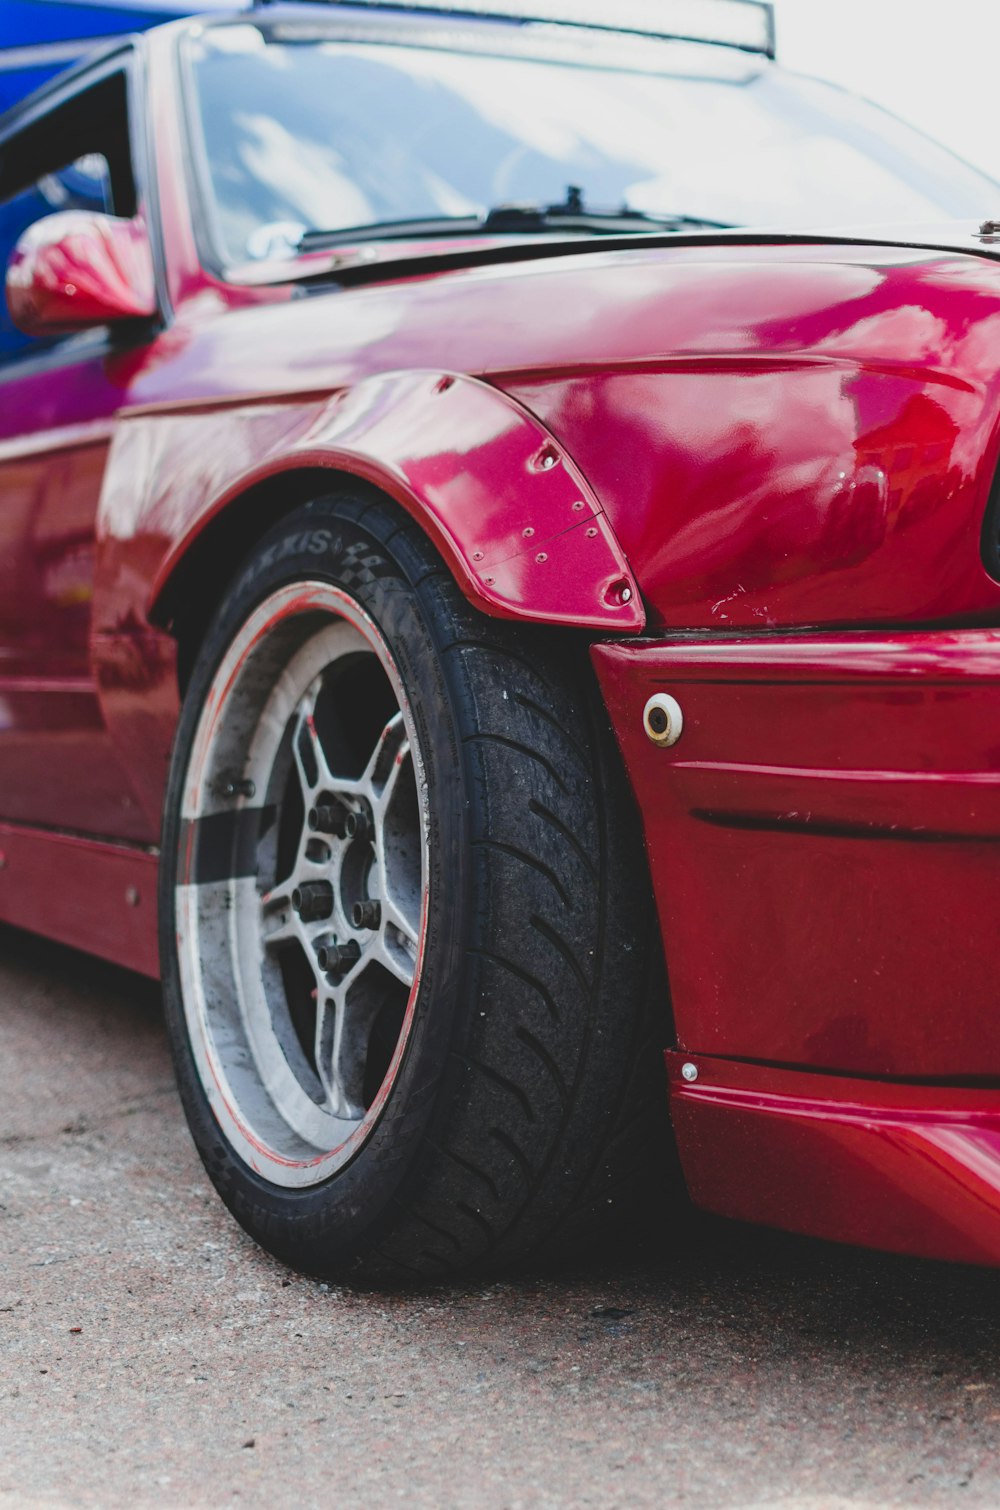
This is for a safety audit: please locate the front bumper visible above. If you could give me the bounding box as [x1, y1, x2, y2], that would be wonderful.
[593, 627, 1000, 1263]
[668, 1054, 1000, 1265]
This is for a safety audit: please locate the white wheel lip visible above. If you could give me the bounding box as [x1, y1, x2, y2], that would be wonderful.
[175, 581, 430, 1188]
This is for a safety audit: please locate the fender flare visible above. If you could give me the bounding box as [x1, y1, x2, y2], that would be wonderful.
[102, 369, 644, 637]
[92, 371, 643, 832]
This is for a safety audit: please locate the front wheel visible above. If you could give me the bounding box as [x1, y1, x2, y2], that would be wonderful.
[160, 492, 667, 1280]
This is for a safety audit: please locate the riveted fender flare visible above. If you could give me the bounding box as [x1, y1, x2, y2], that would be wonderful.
[96, 369, 644, 640]
[92, 371, 642, 833]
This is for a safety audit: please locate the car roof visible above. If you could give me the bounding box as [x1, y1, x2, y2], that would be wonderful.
[0, 0, 775, 133]
[231, 0, 774, 54]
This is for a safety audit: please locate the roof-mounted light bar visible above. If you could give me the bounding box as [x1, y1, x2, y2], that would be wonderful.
[253, 0, 776, 58]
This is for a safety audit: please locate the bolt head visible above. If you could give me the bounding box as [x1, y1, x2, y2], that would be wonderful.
[348, 808, 372, 842]
[642, 693, 684, 748]
[681, 1062, 699, 1083]
[352, 899, 382, 930]
[310, 802, 357, 840]
[293, 880, 334, 921]
[321, 938, 362, 977]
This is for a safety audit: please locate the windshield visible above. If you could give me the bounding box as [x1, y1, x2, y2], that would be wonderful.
[186, 18, 1000, 267]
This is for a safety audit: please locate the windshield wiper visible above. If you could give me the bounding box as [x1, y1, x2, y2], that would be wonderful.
[298, 192, 733, 252]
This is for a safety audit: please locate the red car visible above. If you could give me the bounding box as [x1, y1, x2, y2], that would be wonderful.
[4, 0, 1000, 1280]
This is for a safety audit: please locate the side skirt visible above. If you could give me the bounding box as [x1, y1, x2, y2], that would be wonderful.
[668, 1053, 1000, 1266]
[0, 823, 159, 978]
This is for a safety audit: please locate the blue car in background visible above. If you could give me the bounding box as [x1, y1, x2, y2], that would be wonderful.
[0, 1, 234, 356]
[0, 0, 228, 111]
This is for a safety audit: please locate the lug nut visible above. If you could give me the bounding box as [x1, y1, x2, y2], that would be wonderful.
[309, 802, 354, 838]
[352, 899, 381, 930]
[348, 807, 373, 842]
[317, 938, 361, 976]
[292, 880, 334, 920]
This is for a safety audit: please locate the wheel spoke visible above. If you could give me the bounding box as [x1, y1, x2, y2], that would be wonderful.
[260, 888, 297, 948]
[373, 925, 418, 989]
[315, 988, 367, 1121]
[364, 712, 410, 810]
[291, 686, 332, 802]
[382, 895, 420, 951]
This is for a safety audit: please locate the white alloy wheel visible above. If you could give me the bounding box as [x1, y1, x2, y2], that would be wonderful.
[175, 582, 428, 1187]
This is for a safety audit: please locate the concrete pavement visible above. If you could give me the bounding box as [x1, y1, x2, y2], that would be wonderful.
[2, 923, 998, 1508]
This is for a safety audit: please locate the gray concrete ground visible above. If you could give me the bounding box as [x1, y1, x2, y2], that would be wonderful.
[2, 923, 999, 1509]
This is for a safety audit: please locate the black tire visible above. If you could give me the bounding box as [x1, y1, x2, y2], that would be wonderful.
[159, 490, 669, 1281]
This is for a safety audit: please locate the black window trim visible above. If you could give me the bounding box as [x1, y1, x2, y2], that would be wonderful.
[0, 40, 134, 159]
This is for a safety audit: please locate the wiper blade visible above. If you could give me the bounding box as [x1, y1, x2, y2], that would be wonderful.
[298, 203, 733, 252]
[483, 203, 733, 233]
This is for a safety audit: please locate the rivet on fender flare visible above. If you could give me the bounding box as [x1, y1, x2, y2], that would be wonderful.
[643, 692, 684, 748]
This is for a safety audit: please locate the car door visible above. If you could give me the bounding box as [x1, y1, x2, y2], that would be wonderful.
[0, 52, 160, 842]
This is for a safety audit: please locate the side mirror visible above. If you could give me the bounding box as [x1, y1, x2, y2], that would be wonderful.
[5, 210, 156, 338]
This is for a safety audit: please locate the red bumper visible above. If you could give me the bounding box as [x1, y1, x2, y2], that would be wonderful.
[668, 1054, 1000, 1265]
[593, 627, 1000, 1263]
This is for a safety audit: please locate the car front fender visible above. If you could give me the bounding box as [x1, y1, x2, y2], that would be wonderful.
[96, 368, 643, 639]
[92, 370, 642, 831]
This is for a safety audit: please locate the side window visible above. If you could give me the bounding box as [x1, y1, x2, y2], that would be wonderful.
[0, 155, 113, 362]
[0, 67, 136, 369]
